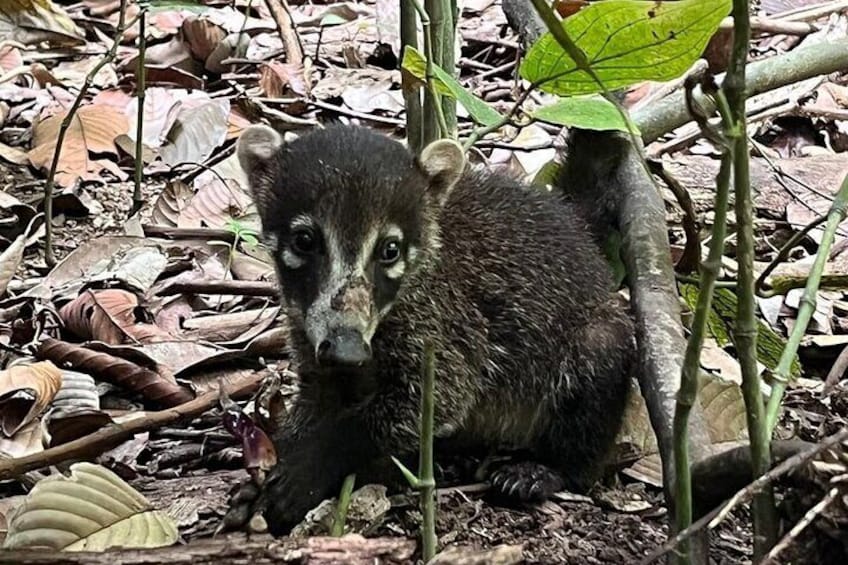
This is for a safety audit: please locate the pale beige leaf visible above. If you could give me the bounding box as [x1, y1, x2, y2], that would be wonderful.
[0, 141, 29, 165]
[3, 462, 178, 551]
[0, 361, 62, 437]
[51, 370, 99, 410]
[0, 419, 43, 459]
[178, 178, 252, 229]
[159, 100, 230, 167]
[0, 231, 25, 298]
[0, 0, 85, 46]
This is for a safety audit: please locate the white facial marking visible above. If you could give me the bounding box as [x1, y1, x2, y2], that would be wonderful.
[281, 248, 305, 269]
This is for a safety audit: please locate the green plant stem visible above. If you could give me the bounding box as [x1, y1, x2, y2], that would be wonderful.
[400, 0, 423, 154]
[331, 473, 356, 537]
[673, 146, 732, 563]
[410, 0, 449, 143]
[419, 342, 437, 562]
[725, 0, 777, 556]
[435, 0, 457, 136]
[43, 0, 133, 266]
[755, 213, 827, 297]
[765, 172, 848, 432]
[132, 8, 147, 216]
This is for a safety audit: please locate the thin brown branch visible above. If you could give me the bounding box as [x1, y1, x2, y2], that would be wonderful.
[154, 279, 279, 297]
[263, 0, 304, 67]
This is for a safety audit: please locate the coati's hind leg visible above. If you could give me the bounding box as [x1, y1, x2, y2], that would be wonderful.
[490, 300, 634, 503]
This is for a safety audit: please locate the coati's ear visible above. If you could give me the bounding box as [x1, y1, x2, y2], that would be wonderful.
[419, 138, 465, 204]
[237, 124, 284, 214]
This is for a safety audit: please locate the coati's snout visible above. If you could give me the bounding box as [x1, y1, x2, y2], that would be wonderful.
[236, 123, 466, 366]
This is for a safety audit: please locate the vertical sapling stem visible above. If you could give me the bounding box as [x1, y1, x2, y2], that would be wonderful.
[331, 473, 356, 537]
[132, 7, 147, 216]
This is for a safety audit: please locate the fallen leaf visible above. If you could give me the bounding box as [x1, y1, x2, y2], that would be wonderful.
[28, 104, 128, 187]
[0, 42, 23, 73]
[28, 236, 168, 301]
[0, 141, 29, 165]
[36, 337, 194, 407]
[0, 230, 26, 298]
[3, 462, 179, 550]
[59, 289, 169, 345]
[181, 15, 226, 63]
[0, 0, 85, 46]
[51, 369, 99, 410]
[0, 361, 62, 437]
[43, 407, 113, 447]
[159, 99, 230, 167]
[179, 177, 252, 228]
[259, 61, 308, 97]
[151, 180, 195, 226]
[0, 420, 42, 459]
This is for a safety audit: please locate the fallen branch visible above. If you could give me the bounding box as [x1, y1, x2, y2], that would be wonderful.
[0, 373, 264, 481]
[640, 428, 848, 565]
[154, 279, 278, 297]
[263, 0, 303, 67]
[634, 38, 848, 144]
[0, 534, 413, 565]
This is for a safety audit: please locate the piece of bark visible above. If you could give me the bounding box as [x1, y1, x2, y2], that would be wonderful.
[0, 534, 414, 565]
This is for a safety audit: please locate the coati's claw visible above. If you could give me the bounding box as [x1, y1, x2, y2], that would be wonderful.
[490, 462, 565, 503]
[220, 481, 262, 532]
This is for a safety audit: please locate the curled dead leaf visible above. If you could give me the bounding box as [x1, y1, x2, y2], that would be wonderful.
[36, 337, 193, 407]
[0, 361, 62, 437]
[151, 180, 194, 227]
[2, 462, 178, 550]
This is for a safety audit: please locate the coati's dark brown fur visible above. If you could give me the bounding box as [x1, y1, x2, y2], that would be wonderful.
[231, 124, 636, 534]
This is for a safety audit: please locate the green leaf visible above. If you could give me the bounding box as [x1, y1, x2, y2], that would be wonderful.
[532, 95, 637, 133]
[401, 46, 503, 127]
[390, 456, 420, 488]
[520, 0, 732, 95]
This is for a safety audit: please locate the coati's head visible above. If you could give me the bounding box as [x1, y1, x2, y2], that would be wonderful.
[237, 124, 465, 368]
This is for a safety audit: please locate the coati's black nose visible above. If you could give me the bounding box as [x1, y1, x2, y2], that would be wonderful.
[317, 330, 372, 366]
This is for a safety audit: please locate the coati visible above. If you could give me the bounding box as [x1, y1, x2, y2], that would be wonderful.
[228, 123, 636, 534]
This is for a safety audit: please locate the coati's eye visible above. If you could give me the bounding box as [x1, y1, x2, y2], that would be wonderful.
[379, 238, 402, 265]
[292, 229, 318, 255]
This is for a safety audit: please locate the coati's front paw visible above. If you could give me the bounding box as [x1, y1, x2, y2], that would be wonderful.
[490, 461, 564, 503]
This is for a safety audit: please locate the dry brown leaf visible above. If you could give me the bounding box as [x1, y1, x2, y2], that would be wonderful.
[0, 361, 62, 437]
[151, 180, 194, 226]
[259, 61, 308, 98]
[28, 104, 128, 187]
[60, 289, 137, 344]
[182, 16, 226, 62]
[0, 0, 85, 46]
[36, 337, 193, 407]
[43, 407, 113, 447]
[0, 141, 29, 165]
[179, 178, 251, 228]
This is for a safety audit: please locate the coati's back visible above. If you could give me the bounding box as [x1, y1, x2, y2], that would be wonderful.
[236, 123, 635, 533]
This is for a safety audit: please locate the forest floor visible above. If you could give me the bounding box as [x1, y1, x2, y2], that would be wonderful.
[2, 0, 848, 564]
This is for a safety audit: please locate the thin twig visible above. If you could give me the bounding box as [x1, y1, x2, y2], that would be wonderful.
[639, 427, 848, 565]
[131, 7, 147, 216]
[43, 0, 134, 266]
[765, 171, 848, 432]
[755, 214, 828, 297]
[761, 486, 839, 565]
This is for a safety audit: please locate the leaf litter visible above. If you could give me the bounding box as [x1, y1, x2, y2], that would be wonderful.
[0, 0, 846, 562]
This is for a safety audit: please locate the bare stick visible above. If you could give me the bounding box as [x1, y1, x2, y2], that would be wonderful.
[131, 7, 147, 216]
[154, 279, 278, 297]
[42, 0, 134, 266]
[640, 427, 848, 565]
[761, 486, 839, 565]
[263, 0, 303, 67]
[0, 373, 264, 480]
